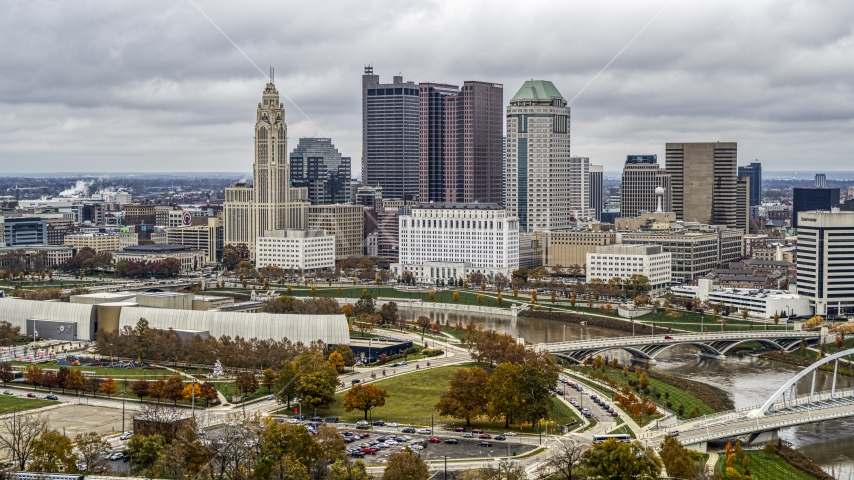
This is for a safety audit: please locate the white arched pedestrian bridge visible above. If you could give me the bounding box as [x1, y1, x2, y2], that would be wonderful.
[535, 330, 823, 363]
[651, 347, 854, 451]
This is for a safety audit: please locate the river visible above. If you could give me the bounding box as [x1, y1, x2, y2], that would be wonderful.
[407, 306, 854, 478]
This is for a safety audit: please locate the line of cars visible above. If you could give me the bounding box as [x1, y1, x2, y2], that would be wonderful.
[4, 390, 60, 400]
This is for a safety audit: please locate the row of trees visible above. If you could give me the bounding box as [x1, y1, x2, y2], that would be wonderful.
[60, 247, 113, 273]
[95, 318, 330, 370]
[114, 258, 182, 278]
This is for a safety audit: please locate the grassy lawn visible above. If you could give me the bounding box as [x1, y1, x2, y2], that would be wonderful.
[608, 424, 636, 439]
[0, 395, 59, 414]
[12, 362, 179, 380]
[715, 451, 815, 480]
[311, 363, 572, 433]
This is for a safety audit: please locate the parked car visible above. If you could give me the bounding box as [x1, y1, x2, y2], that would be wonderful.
[444, 438, 459, 444]
[453, 427, 465, 432]
[479, 434, 492, 439]
[503, 432, 517, 436]
[109, 453, 124, 461]
[35, 394, 47, 399]
[387, 422, 399, 427]
[310, 416, 323, 422]
[494, 435, 506, 441]
[119, 432, 132, 441]
[462, 432, 474, 438]
[356, 421, 370, 429]
[416, 428, 432, 435]
[46, 395, 59, 400]
[267, 395, 275, 401]
[326, 417, 340, 423]
[372, 420, 385, 426]
[351, 379, 361, 385]
[349, 451, 365, 458]
[427, 437, 441, 443]
[401, 427, 416, 433]
[2, 391, 13, 395]
[471, 429, 483, 434]
[477, 441, 493, 447]
[26, 393, 36, 398]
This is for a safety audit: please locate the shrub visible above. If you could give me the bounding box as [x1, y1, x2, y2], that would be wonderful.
[678, 405, 685, 415]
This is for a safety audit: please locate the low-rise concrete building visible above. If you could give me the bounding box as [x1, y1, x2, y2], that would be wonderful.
[113, 244, 205, 272]
[586, 244, 672, 293]
[256, 229, 335, 272]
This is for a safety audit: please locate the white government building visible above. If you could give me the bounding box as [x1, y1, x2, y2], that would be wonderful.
[672, 279, 813, 319]
[586, 244, 672, 293]
[255, 229, 335, 272]
[391, 203, 519, 283]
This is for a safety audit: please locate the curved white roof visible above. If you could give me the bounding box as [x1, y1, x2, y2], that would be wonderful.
[0, 298, 96, 339]
[118, 306, 349, 346]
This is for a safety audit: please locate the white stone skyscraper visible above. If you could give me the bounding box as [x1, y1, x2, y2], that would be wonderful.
[224, 79, 308, 258]
[505, 80, 573, 232]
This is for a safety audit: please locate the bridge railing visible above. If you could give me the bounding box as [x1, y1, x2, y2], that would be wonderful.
[537, 330, 820, 351]
[678, 408, 854, 444]
[668, 387, 854, 430]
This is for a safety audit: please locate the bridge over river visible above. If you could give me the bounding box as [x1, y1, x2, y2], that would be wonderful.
[645, 348, 854, 452]
[535, 330, 824, 363]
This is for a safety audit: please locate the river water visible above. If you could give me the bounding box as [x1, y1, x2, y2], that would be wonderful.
[408, 306, 854, 478]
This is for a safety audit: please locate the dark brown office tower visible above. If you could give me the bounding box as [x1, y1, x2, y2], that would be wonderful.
[666, 142, 738, 226]
[418, 81, 504, 204]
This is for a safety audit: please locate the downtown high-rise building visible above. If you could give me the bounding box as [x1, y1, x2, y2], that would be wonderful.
[588, 165, 603, 221]
[505, 80, 573, 232]
[666, 142, 740, 227]
[289, 137, 351, 205]
[418, 81, 504, 204]
[223, 80, 308, 258]
[361, 67, 419, 201]
[620, 154, 672, 218]
[737, 161, 762, 206]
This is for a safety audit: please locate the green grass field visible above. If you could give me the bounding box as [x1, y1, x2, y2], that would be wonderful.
[310, 363, 576, 433]
[0, 395, 59, 414]
[715, 451, 816, 480]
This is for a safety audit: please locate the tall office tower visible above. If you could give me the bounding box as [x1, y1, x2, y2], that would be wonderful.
[362, 66, 419, 201]
[736, 175, 750, 233]
[620, 154, 672, 218]
[797, 210, 854, 316]
[666, 142, 738, 226]
[588, 165, 604, 221]
[224, 79, 308, 258]
[738, 161, 762, 206]
[792, 187, 841, 228]
[815, 173, 827, 188]
[418, 82, 504, 204]
[289, 137, 351, 205]
[569, 157, 591, 219]
[505, 80, 572, 232]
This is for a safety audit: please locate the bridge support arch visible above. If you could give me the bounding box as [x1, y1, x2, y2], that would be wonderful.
[755, 347, 854, 417]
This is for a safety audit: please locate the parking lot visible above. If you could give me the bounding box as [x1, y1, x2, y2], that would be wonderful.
[343, 430, 539, 463]
[558, 377, 619, 427]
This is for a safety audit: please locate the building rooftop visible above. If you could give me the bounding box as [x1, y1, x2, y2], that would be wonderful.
[510, 80, 565, 102]
[120, 244, 195, 253]
[414, 203, 504, 210]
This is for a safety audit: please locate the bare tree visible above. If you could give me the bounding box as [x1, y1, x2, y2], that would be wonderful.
[74, 431, 111, 474]
[200, 413, 262, 480]
[545, 440, 587, 480]
[0, 412, 49, 470]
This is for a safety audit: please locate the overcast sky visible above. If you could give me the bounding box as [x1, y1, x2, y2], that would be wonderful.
[1, 0, 853, 175]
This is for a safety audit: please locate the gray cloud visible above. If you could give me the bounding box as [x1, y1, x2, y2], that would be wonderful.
[1, 0, 853, 174]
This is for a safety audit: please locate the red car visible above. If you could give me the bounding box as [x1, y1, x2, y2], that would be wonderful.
[453, 427, 465, 432]
[479, 433, 492, 439]
[26, 393, 36, 398]
[360, 447, 378, 454]
[427, 437, 441, 443]
[664, 335, 674, 340]
[471, 429, 483, 434]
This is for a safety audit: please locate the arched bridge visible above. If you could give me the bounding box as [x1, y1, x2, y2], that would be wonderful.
[649, 347, 854, 452]
[535, 330, 823, 364]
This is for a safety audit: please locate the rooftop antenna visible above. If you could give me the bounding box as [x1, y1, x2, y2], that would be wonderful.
[269, 64, 273, 83]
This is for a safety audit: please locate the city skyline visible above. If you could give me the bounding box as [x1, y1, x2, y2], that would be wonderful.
[2, 1, 854, 174]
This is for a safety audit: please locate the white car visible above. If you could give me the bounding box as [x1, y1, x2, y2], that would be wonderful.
[387, 422, 399, 428]
[287, 418, 300, 424]
[503, 432, 517, 436]
[416, 428, 432, 435]
[386, 440, 398, 445]
[35, 394, 47, 399]
[109, 453, 124, 461]
[119, 432, 132, 441]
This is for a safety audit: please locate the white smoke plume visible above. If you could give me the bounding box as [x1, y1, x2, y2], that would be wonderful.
[59, 180, 93, 197]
